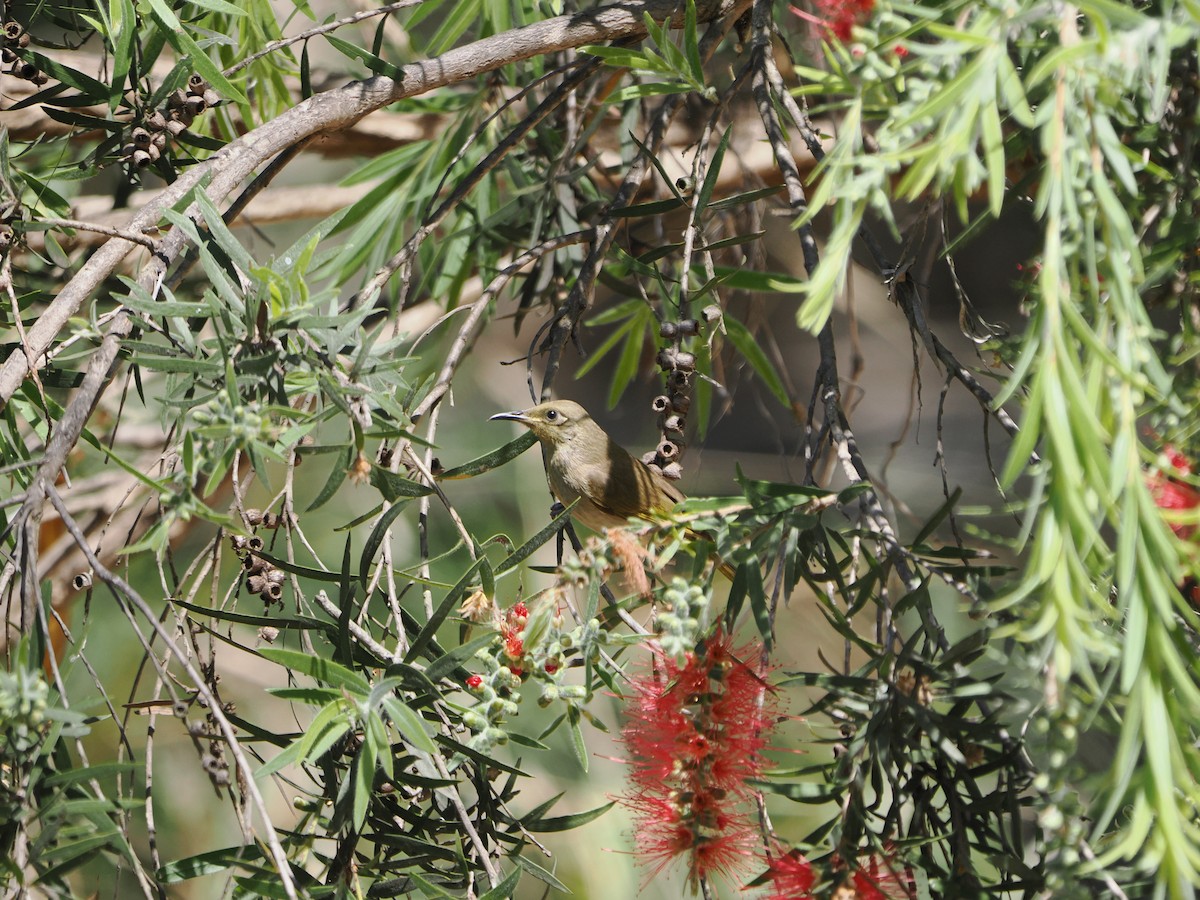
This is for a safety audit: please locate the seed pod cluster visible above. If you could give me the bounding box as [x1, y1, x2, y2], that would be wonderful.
[231, 529, 285, 606]
[646, 317, 701, 479]
[2, 22, 48, 86]
[121, 74, 220, 169]
[0, 214, 16, 257]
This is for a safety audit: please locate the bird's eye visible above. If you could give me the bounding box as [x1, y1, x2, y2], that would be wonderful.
[545, 410, 558, 421]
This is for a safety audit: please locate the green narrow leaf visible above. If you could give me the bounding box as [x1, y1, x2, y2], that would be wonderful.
[258, 648, 371, 693]
[370, 467, 435, 501]
[359, 500, 410, 591]
[723, 314, 789, 406]
[522, 801, 614, 832]
[479, 866, 522, 900]
[694, 125, 732, 222]
[607, 310, 647, 408]
[323, 33, 404, 80]
[157, 845, 266, 884]
[380, 694, 437, 755]
[980, 98, 1005, 218]
[567, 706, 589, 772]
[306, 444, 354, 511]
[745, 562, 772, 651]
[437, 431, 537, 479]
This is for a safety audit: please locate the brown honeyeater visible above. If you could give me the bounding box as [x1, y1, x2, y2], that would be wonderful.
[490, 400, 685, 532]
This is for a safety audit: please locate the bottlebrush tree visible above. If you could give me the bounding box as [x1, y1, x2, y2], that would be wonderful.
[0, 0, 1197, 898]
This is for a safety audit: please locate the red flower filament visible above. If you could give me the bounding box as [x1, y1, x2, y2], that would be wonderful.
[500, 601, 529, 666]
[619, 630, 776, 888]
[792, 0, 876, 43]
[1148, 445, 1200, 539]
[763, 843, 816, 900]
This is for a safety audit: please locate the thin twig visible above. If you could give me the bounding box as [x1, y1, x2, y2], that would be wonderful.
[34, 218, 161, 250]
[224, 0, 429, 77]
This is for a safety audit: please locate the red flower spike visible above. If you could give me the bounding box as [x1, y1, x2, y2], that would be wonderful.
[762, 843, 816, 900]
[790, 0, 876, 43]
[618, 629, 777, 888]
[1148, 445, 1200, 539]
[465, 674, 483, 690]
[852, 851, 917, 900]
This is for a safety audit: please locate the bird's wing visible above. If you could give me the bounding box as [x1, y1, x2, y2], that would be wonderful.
[586, 451, 684, 523]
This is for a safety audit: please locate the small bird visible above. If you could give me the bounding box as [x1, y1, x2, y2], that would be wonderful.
[490, 400, 685, 533]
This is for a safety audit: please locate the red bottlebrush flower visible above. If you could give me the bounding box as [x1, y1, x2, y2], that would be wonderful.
[465, 674, 483, 690]
[618, 629, 776, 888]
[763, 842, 816, 900]
[1148, 445, 1200, 538]
[850, 852, 916, 899]
[789, 0, 875, 43]
[892, 44, 909, 59]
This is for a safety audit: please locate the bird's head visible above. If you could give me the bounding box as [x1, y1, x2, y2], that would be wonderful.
[490, 400, 593, 448]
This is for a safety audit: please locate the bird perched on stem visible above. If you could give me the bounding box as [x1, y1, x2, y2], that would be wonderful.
[490, 400, 685, 533]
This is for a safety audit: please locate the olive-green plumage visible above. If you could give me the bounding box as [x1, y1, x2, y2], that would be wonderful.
[490, 400, 684, 532]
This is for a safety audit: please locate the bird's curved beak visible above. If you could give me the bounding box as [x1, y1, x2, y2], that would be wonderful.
[489, 410, 530, 423]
